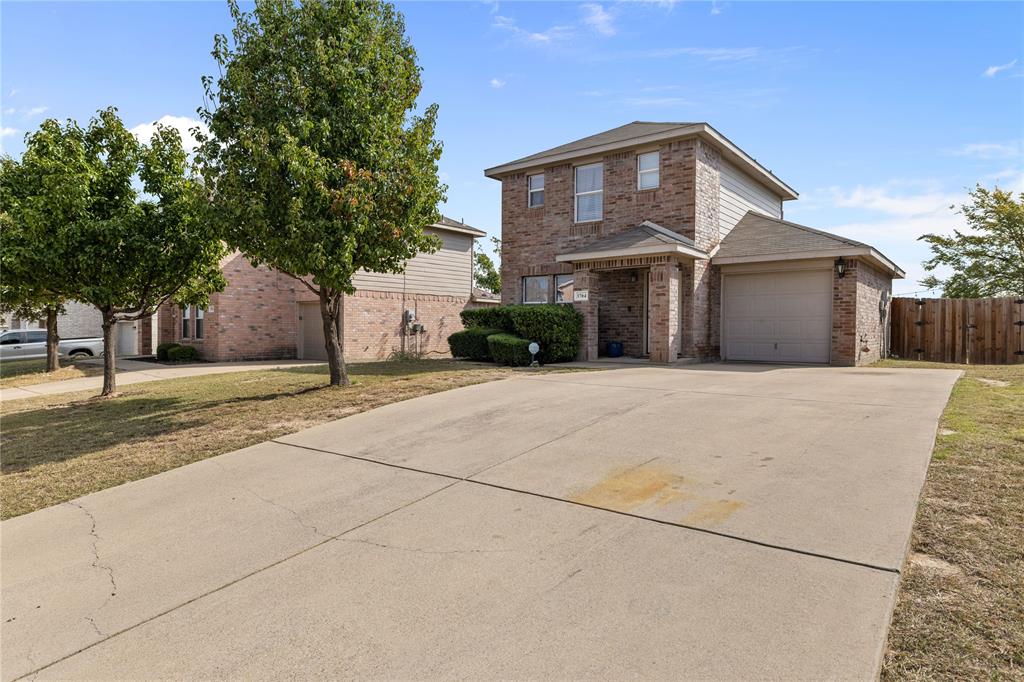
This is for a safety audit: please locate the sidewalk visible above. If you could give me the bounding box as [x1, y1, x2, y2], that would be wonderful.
[0, 359, 325, 403]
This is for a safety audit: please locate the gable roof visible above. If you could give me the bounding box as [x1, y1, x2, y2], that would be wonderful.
[433, 215, 486, 237]
[484, 121, 798, 201]
[713, 212, 904, 277]
[556, 220, 709, 263]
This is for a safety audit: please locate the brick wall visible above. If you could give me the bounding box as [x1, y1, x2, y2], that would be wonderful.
[830, 258, 892, 366]
[598, 269, 646, 356]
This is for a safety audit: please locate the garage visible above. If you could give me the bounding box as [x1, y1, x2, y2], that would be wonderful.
[299, 302, 327, 360]
[722, 269, 832, 364]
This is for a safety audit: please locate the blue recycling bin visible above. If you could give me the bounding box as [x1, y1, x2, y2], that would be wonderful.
[607, 341, 624, 358]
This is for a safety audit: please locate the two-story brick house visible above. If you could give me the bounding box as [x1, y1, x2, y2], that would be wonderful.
[485, 122, 904, 366]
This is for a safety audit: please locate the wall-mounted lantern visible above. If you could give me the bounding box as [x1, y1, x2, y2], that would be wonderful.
[835, 257, 847, 279]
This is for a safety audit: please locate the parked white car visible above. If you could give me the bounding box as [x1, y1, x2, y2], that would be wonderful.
[0, 330, 105, 360]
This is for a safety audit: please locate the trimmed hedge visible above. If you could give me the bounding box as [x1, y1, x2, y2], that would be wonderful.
[166, 344, 200, 362]
[487, 333, 533, 367]
[447, 327, 504, 361]
[156, 342, 180, 361]
[461, 304, 582, 364]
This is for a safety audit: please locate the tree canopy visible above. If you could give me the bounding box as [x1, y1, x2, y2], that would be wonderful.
[920, 185, 1024, 297]
[199, 0, 446, 386]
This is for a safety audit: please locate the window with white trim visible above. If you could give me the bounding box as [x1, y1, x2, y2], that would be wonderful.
[555, 274, 574, 303]
[574, 163, 603, 222]
[181, 305, 191, 338]
[522, 276, 549, 304]
[195, 307, 205, 340]
[637, 151, 659, 190]
[528, 173, 545, 208]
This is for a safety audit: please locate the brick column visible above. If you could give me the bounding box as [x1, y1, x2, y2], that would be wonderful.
[573, 267, 600, 361]
[831, 259, 858, 366]
[648, 261, 680, 363]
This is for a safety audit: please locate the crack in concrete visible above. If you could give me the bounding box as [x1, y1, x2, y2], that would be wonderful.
[209, 459, 330, 540]
[340, 537, 514, 556]
[67, 501, 118, 607]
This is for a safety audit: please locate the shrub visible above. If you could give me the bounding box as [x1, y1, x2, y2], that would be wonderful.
[487, 333, 533, 367]
[166, 344, 200, 362]
[461, 304, 582, 364]
[156, 342, 180, 361]
[448, 327, 504, 361]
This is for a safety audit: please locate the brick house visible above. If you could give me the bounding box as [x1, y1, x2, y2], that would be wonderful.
[485, 121, 904, 366]
[156, 217, 490, 361]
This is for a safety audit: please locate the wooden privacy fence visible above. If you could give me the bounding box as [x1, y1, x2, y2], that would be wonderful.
[891, 297, 1024, 364]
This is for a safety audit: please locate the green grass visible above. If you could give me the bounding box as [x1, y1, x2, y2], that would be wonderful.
[0, 360, 571, 520]
[0, 357, 103, 389]
[877, 360, 1024, 680]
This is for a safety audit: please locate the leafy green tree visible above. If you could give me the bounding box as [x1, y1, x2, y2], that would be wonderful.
[199, 0, 446, 386]
[68, 109, 227, 396]
[1, 137, 84, 372]
[920, 185, 1024, 297]
[474, 237, 501, 294]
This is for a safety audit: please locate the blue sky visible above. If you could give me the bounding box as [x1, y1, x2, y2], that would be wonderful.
[2, 1, 1022, 295]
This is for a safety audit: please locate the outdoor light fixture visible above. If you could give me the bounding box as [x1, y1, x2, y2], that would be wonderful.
[835, 257, 847, 279]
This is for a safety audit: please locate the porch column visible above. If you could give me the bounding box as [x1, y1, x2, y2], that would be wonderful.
[649, 261, 680, 363]
[573, 267, 600, 361]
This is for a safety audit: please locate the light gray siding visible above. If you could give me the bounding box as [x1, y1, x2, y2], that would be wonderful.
[351, 228, 473, 297]
[719, 160, 784, 239]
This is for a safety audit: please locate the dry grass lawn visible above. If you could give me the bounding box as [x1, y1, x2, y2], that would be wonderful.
[0, 360, 565, 520]
[878, 360, 1023, 680]
[0, 357, 103, 389]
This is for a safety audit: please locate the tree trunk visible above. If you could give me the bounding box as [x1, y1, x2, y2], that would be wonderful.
[319, 288, 349, 387]
[100, 311, 117, 397]
[45, 307, 60, 373]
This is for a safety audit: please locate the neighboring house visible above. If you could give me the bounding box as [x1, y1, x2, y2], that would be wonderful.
[1, 301, 152, 357]
[485, 121, 904, 366]
[155, 217, 488, 361]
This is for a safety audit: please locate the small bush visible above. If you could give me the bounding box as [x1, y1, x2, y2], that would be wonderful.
[156, 342, 181, 361]
[487, 333, 534, 367]
[166, 344, 200, 362]
[448, 327, 503, 361]
[460, 307, 510, 330]
[461, 304, 581, 364]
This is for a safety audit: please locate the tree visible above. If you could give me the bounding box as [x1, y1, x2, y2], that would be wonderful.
[474, 237, 501, 294]
[67, 108, 227, 396]
[200, 0, 446, 386]
[0, 137, 84, 372]
[920, 185, 1024, 297]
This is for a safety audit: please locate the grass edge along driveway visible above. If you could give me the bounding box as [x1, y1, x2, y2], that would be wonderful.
[879, 360, 1023, 681]
[0, 360, 579, 520]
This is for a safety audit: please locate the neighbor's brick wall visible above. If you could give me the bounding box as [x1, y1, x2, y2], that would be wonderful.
[830, 258, 893, 366]
[597, 269, 646, 357]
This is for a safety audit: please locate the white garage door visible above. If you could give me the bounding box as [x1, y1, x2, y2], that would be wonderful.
[299, 303, 326, 361]
[722, 269, 831, 364]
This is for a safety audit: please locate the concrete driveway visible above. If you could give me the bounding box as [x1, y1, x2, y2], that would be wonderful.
[0, 364, 959, 680]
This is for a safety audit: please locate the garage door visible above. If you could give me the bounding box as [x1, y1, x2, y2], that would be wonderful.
[299, 303, 326, 360]
[722, 269, 831, 364]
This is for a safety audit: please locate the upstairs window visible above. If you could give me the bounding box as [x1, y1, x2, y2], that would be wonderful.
[181, 305, 191, 338]
[522, 276, 549, 304]
[637, 151, 659, 190]
[574, 163, 603, 222]
[528, 173, 545, 207]
[195, 308, 205, 340]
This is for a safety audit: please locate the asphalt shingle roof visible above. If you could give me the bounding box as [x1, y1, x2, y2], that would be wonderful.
[715, 212, 870, 260]
[561, 220, 699, 256]
[500, 122, 698, 169]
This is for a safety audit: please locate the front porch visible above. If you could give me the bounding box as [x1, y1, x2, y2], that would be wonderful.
[557, 221, 712, 364]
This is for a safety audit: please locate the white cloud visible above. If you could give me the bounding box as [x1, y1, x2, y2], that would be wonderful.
[983, 59, 1017, 77]
[129, 115, 209, 154]
[0, 126, 18, 138]
[629, 46, 763, 62]
[24, 106, 48, 117]
[710, 0, 723, 15]
[489, 77, 506, 89]
[7, 89, 18, 98]
[581, 3, 616, 36]
[2, 108, 14, 116]
[950, 141, 1022, 160]
[828, 183, 960, 218]
[493, 15, 573, 44]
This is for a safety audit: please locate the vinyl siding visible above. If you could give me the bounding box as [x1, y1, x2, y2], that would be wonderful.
[351, 228, 473, 297]
[719, 160, 783, 239]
